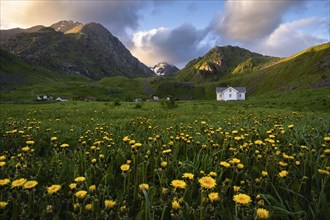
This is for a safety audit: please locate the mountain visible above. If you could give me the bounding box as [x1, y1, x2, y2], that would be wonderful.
[176, 45, 277, 81]
[151, 62, 179, 76]
[0, 21, 154, 79]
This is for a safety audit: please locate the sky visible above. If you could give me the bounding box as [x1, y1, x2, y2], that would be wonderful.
[1, 0, 329, 68]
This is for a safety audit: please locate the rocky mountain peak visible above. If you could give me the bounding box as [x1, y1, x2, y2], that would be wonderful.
[151, 62, 179, 76]
[0, 21, 154, 79]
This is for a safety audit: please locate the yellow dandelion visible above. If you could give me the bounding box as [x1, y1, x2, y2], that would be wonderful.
[26, 140, 35, 145]
[69, 183, 77, 190]
[0, 155, 6, 161]
[279, 170, 289, 177]
[0, 179, 10, 186]
[75, 190, 88, 199]
[233, 193, 252, 205]
[104, 200, 116, 209]
[120, 164, 130, 172]
[171, 180, 187, 189]
[198, 176, 216, 189]
[47, 184, 62, 194]
[91, 158, 97, 164]
[89, 185, 96, 192]
[220, 161, 231, 168]
[233, 186, 240, 192]
[237, 163, 244, 169]
[172, 199, 181, 209]
[182, 173, 194, 180]
[318, 169, 330, 175]
[23, 180, 38, 189]
[0, 201, 8, 209]
[208, 192, 219, 202]
[208, 171, 217, 177]
[324, 136, 330, 142]
[11, 178, 27, 188]
[74, 176, 86, 182]
[60, 143, 69, 148]
[162, 149, 172, 154]
[160, 161, 167, 168]
[51, 137, 57, 141]
[85, 204, 93, 211]
[261, 171, 268, 177]
[139, 183, 149, 190]
[21, 146, 30, 152]
[0, 162, 6, 167]
[256, 208, 269, 219]
[288, 125, 294, 129]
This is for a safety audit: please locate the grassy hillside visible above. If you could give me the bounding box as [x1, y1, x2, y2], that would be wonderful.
[1, 43, 329, 103]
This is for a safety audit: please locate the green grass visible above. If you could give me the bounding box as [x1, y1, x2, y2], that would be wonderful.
[0, 101, 329, 219]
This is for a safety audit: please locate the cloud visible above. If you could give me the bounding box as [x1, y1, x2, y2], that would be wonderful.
[1, 1, 148, 35]
[254, 17, 328, 57]
[130, 24, 213, 68]
[212, 0, 307, 43]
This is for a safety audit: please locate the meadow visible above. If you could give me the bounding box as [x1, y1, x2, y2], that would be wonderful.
[0, 100, 329, 219]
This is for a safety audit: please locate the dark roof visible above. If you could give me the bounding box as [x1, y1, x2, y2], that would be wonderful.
[216, 87, 246, 93]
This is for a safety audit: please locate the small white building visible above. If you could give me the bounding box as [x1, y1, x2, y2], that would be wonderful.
[216, 87, 246, 101]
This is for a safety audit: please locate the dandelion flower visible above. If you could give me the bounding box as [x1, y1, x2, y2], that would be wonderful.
[0, 155, 6, 161]
[51, 137, 57, 141]
[23, 180, 38, 189]
[104, 200, 116, 209]
[233, 193, 252, 205]
[198, 176, 216, 189]
[0, 162, 6, 167]
[60, 143, 69, 148]
[160, 161, 167, 168]
[279, 170, 289, 177]
[256, 208, 269, 219]
[0, 201, 8, 209]
[47, 184, 62, 194]
[26, 140, 35, 145]
[0, 179, 10, 186]
[208, 192, 219, 202]
[182, 173, 194, 180]
[74, 176, 86, 182]
[139, 183, 149, 191]
[11, 178, 27, 188]
[89, 185, 96, 192]
[233, 186, 240, 192]
[69, 183, 77, 190]
[75, 190, 88, 199]
[208, 171, 217, 177]
[120, 164, 130, 172]
[220, 161, 231, 168]
[171, 180, 187, 189]
[85, 204, 93, 211]
[172, 199, 181, 209]
[21, 146, 30, 152]
[261, 171, 268, 177]
[318, 169, 330, 175]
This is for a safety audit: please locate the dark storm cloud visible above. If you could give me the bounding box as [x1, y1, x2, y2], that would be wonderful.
[131, 24, 212, 67]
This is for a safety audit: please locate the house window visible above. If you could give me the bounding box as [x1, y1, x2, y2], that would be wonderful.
[219, 94, 222, 97]
[229, 94, 232, 98]
[239, 94, 241, 97]
[229, 89, 231, 92]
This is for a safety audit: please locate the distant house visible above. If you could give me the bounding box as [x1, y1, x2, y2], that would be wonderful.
[152, 96, 160, 101]
[56, 97, 69, 102]
[36, 95, 53, 101]
[216, 87, 246, 101]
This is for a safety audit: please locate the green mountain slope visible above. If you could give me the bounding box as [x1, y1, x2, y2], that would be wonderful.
[175, 45, 277, 81]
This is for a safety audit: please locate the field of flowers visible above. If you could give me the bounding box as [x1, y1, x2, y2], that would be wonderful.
[0, 101, 329, 219]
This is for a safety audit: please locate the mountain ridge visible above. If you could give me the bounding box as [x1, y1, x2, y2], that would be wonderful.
[0, 20, 154, 79]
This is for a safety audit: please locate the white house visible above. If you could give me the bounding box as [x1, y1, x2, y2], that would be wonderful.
[216, 87, 246, 101]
